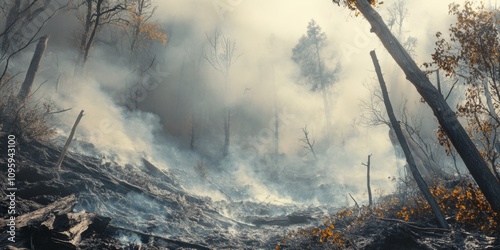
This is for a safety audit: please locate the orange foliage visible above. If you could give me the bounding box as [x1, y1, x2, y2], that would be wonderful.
[127, 3, 167, 49]
[395, 182, 499, 234]
[333, 0, 382, 11]
[428, 1, 500, 180]
[277, 182, 498, 248]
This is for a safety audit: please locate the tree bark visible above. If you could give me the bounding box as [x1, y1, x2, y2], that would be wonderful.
[362, 154, 373, 206]
[370, 50, 449, 229]
[18, 35, 49, 103]
[222, 70, 231, 158]
[274, 100, 279, 165]
[190, 114, 196, 150]
[1, 1, 21, 52]
[313, 39, 333, 140]
[130, 0, 145, 52]
[55, 110, 84, 172]
[222, 107, 230, 157]
[82, 0, 103, 67]
[355, 0, 500, 214]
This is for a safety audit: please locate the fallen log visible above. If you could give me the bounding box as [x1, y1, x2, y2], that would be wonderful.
[107, 224, 211, 250]
[0, 195, 111, 249]
[245, 212, 314, 227]
[1, 194, 77, 229]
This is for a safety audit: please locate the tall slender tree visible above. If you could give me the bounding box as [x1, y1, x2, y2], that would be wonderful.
[292, 20, 339, 141]
[371, 50, 449, 229]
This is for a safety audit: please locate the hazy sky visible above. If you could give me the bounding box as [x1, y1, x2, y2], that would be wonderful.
[151, 0, 460, 133]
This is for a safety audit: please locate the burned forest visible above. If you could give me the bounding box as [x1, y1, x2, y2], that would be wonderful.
[0, 0, 499, 249]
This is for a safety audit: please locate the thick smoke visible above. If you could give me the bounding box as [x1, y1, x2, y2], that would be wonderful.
[12, 0, 460, 206]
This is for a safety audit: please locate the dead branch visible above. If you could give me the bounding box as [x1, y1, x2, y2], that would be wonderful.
[55, 110, 84, 173]
[48, 108, 72, 115]
[362, 154, 373, 206]
[108, 224, 210, 250]
[299, 125, 317, 160]
[348, 193, 360, 208]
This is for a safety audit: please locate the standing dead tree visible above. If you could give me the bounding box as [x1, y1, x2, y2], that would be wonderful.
[274, 97, 280, 165]
[2, 35, 50, 136]
[184, 45, 204, 151]
[370, 50, 449, 229]
[362, 154, 373, 206]
[203, 31, 239, 158]
[0, 0, 66, 86]
[344, 0, 500, 214]
[299, 126, 317, 160]
[75, 0, 129, 70]
[18, 35, 49, 103]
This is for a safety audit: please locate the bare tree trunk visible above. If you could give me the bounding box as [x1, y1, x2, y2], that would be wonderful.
[320, 88, 332, 140]
[274, 101, 279, 165]
[18, 35, 49, 103]
[130, 0, 144, 53]
[55, 110, 84, 172]
[203, 31, 237, 158]
[273, 65, 279, 165]
[222, 107, 230, 157]
[313, 39, 333, 140]
[222, 70, 231, 157]
[356, 0, 500, 214]
[190, 114, 195, 150]
[362, 154, 373, 206]
[80, 0, 93, 50]
[81, 0, 102, 68]
[370, 50, 449, 229]
[1, 1, 21, 52]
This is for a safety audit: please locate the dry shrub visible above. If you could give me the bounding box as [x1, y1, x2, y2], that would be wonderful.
[277, 180, 499, 249]
[0, 85, 57, 143]
[395, 181, 499, 235]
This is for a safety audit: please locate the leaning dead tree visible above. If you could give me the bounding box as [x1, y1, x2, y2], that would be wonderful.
[348, 0, 500, 214]
[56, 110, 85, 172]
[362, 154, 373, 206]
[370, 50, 449, 229]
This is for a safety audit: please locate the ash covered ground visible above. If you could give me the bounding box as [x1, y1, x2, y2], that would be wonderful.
[0, 140, 339, 249]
